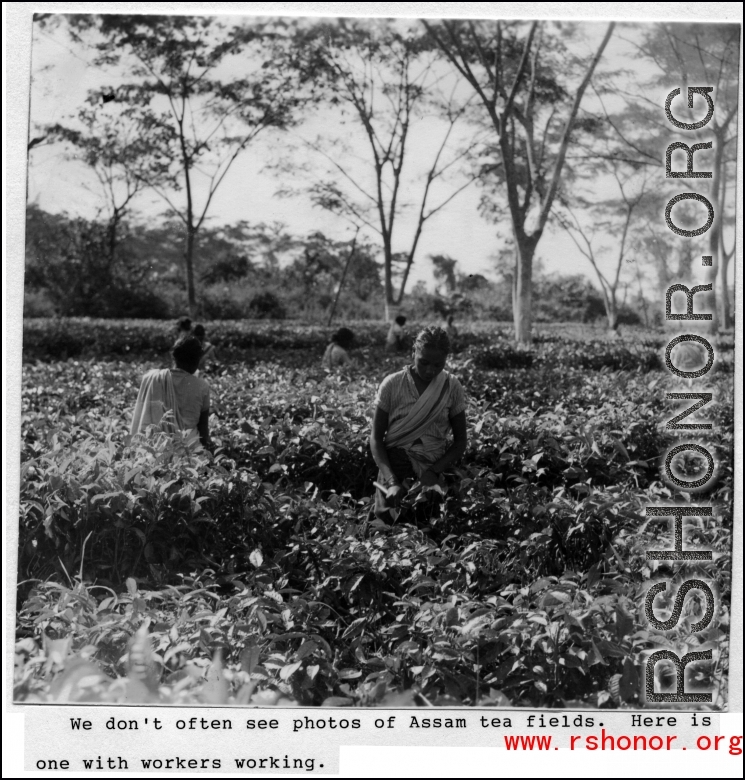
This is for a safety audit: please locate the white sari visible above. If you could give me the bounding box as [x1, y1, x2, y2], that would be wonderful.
[129, 369, 199, 446]
[384, 370, 451, 477]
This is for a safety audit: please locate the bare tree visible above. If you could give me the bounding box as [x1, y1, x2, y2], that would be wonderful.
[609, 22, 740, 332]
[556, 165, 650, 332]
[327, 227, 361, 326]
[423, 20, 614, 344]
[47, 108, 155, 270]
[718, 157, 737, 328]
[52, 14, 308, 314]
[288, 19, 484, 320]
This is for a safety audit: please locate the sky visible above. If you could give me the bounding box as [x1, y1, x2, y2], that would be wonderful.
[26, 14, 738, 294]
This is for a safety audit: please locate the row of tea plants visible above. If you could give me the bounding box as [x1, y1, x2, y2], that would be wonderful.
[15, 329, 732, 708]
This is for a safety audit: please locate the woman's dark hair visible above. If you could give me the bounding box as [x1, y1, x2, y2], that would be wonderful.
[395, 315, 407, 326]
[414, 325, 450, 356]
[332, 327, 354, 349]
[177, 316, 192, 332]
[172, 335, 203, 370]
[193, 323, 206, 340]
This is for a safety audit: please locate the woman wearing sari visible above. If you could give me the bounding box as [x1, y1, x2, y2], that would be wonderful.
[130, 335, 213, 452]
[322, 327, 355, 370]
[370, 326, 467, 522]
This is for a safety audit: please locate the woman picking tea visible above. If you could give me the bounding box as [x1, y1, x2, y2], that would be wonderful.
[370, 325, 467, 522]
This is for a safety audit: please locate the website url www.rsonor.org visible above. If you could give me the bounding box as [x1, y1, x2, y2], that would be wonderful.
[504, 733, 743, 753]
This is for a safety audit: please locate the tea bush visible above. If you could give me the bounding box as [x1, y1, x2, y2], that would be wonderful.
[22, 319, 397, 361]
[23, 318, 687, 364]
[15, 327, 732, 708]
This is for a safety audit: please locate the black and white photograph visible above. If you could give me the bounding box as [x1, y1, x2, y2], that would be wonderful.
[5, 4, 741, 771]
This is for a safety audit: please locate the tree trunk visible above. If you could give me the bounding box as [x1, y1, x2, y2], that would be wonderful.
[385, 301, 402, 322]
[327, 234, 358, 326]
[675, 244, 693, 283]
[606, 299, 619, 332]
[716, 135, 733, 331]
[106, 214, 119, 271]
[594, 276, 619, 333]
[639, 296, 649, 328]
[513, 236, 535, 346]
[395, 254, 415, 307]
[720, 248, 732, 330]
[185, 224, 197, 316]
[703, 239, 720, 336]
[637, 285, 649, 328]
[382, 241, 396, 321]
[703, 133, 723, 335]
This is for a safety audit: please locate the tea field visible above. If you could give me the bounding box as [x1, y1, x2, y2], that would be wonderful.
[14, 322, 734, 709]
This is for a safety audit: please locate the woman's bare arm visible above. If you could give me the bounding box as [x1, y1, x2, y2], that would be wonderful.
[197, 409, 212, 451]
[370, 406, 406, 504]
[370, 407, 397, 482]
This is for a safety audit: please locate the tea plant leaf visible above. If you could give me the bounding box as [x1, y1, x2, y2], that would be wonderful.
[279, 661, 303, 681]
[127, 624, 159, 693]
[240, 645, 261, 675]
[321, 696, 353, 707]
[249, 550, 264, 568]
[201, 650, 229, 704]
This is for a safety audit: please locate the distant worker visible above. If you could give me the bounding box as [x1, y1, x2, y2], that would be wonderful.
[322, 327, 355, 369]
[386, 315, 408, 352]
[444, 314, 458, 341]
[193, 323, 217, 372]
[130, 335, 212, 452]
[175, 316, 192, 338]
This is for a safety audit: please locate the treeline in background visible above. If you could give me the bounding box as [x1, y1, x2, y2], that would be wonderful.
[24, 204, 655, 327]
[25, 16, 738, 340]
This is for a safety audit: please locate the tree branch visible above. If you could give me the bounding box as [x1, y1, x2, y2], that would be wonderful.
[536, 22, 615, 234]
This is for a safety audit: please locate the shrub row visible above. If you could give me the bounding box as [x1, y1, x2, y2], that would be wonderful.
[24, 318, 679, 371]
[22, 318, 397, 361]
[16, 353, 733, 707]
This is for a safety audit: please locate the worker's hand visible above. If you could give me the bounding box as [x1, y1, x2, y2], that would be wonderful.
[385, 483, 406, 506]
